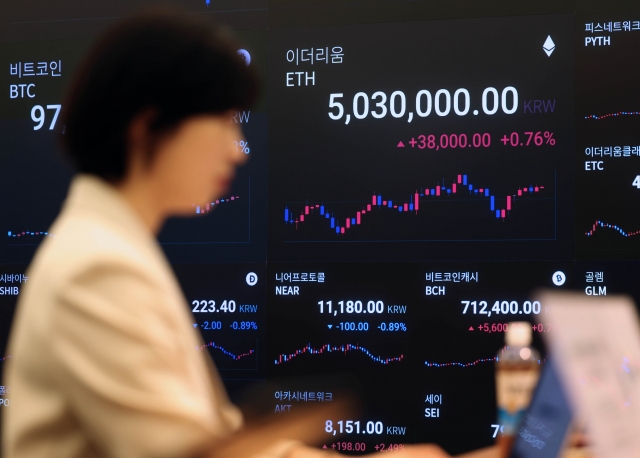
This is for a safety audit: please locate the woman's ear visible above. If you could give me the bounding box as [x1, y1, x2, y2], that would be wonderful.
[125, 109, 159, 170]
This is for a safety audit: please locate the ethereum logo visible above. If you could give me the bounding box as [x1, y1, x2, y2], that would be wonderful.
[543, 36, 555, 57]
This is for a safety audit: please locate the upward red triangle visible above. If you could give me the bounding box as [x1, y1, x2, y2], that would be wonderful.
[469, 326, 474, 331]
[397, 141, 405, 148]
[322, 445, 328, 449]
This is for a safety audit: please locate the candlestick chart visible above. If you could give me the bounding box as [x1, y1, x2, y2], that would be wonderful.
[198, 341, 258, 370]
[279, 171, 556, 253]
[284, 174, 549, 239]
[274, 343, 404, 366]
[195, 327, 261, 371]
[194, 196, 241, 215]
[160, 177, 250, 245]
[7, 230, 54, 242]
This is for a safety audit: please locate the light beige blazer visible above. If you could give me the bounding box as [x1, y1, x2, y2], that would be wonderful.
[3, 175, 245, 458]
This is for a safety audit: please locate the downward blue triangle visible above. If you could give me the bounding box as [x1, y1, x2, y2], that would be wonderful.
[193, 324, 198, 328]
[327, 324, 333, 329]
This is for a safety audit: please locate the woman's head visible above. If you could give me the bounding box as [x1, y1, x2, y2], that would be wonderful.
[61, 9, 258, 214]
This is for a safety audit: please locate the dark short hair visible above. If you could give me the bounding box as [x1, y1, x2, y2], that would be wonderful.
[60, 9, 259, 181]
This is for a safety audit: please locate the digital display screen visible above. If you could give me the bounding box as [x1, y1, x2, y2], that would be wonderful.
[1, 0, 639, 454]
[268, 15, 574, 263]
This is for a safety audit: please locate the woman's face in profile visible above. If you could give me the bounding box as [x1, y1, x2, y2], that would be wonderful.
[150, 112, 247, 216]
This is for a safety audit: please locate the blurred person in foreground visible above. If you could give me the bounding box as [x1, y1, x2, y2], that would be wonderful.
[2, 10, 449, 458]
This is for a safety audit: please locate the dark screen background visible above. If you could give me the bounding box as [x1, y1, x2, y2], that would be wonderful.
[1, 0, 640, 455]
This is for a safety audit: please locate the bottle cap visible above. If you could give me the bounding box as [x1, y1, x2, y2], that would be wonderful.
[505, 322, 532, 346]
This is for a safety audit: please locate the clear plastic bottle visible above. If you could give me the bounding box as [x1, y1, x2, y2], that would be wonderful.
[495, 322, 541, 456]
